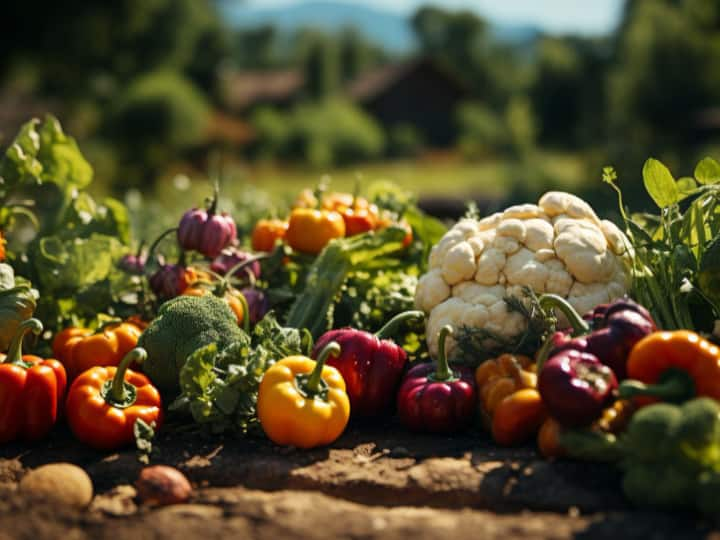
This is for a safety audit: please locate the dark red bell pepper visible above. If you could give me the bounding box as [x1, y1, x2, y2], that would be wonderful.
[538, 349, 617, 427]
[312, 310, 424, 417]
[396, 325, 476, 433]
[538, 295, 656, 380]
[0, 319, 67, 443]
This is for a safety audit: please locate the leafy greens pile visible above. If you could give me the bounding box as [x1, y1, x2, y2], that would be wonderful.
[604, 157, 720, 331]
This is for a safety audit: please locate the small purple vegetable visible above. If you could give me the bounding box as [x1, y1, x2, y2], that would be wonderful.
[177, 186, 237, 259]
[240, 287, 269, 325]
[211, 248, 261, 281]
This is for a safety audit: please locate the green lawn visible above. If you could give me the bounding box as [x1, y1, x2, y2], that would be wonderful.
[126, 151, 588, 242]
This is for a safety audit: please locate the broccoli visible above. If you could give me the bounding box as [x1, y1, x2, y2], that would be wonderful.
[619, 398, 720, 516]
[138, 294, 247, 394]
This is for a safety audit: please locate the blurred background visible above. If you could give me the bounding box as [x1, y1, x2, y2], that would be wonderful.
[2, 0, 720, 218]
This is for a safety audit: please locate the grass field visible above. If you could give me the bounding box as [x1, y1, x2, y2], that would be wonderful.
[125, 150, 589, 242]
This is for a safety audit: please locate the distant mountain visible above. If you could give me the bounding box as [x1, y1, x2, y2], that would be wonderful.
[223, 1, 417, 53]
[222, 1, 541, 53]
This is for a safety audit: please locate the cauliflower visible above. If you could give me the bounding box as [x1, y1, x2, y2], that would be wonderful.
[415, 192, 631, 357]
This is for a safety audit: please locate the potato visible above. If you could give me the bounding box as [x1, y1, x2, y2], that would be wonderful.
[135, 465, 192, 506]
[19, 463, 93, 509]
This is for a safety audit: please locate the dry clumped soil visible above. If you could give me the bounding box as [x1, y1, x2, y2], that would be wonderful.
[0, 419, 717, 540]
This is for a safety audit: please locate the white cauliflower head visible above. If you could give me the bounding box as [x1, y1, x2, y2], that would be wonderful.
[415, 191, 631, 357]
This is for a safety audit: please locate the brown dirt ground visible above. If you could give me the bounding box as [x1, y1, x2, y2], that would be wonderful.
[0, 418, 717, 540]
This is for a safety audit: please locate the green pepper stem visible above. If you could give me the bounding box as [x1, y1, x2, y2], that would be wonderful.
[433, 325, 455, 382]
[305, 341, 341, 394]
[375, 310, 425, 339]
[538, 294, 590, 336]
[617, 369, 696, 404]
[207, 182, 220, 215]
[4, 319, 43, 365]
[110, 348, 147, 403]
[94, 318, 123, 334]
[223, 253, 269, 282]
[145, 227, 179, 271]
[237, 290, 251, 334]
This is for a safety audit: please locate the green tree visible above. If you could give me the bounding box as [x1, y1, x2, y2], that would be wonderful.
[303, 35, 341, 99]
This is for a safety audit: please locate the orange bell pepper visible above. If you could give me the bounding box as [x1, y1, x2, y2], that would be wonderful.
[257, 341, 349, 448]
[619, 330, 720, 405]
[0, 319, 67, 443]
[66, 347, 162, 450]
[251, 218, 288, 252]
[52, 320, 143, 381]
[475, 353, 545, 445]
[285, 208, 346, 255]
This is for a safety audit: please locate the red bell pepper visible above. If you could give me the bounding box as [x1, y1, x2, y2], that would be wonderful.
[312, 310, 424, 417]
[0, 319, 67, 443]
[396, 325, 476, 433]
[66, 347, 162, 450]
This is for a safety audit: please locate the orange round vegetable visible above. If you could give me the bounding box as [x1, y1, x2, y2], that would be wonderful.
[537, 417, 565, 458]
[285, 208, 346, 255]
[491, 388, 547, 446]
[251, 219, 288, 252]
[53, 321, 143, 381]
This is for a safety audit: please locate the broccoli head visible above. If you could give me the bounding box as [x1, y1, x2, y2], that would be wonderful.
[138, 294, 247, 394]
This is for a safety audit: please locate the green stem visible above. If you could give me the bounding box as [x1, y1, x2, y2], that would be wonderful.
[617, 369, 695, 404]
[223, 253, 269, 282]
[94, 318, 123, 334]
[237, 290, 251, 334]
[430, 325, 456, 382]
[3, 319, 43, 365]
[538, 294, 589, 336]
[535, 330, 557, 373]
[207, 182, 220, 215]
[305, 341, 341, 394]
[375, 310, 425, 339]
[145, 227, 178, 271]
[110, 348, 147, 404]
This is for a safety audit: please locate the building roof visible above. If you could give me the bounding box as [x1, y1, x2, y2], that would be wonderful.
[222, 70, 304, 112]
[345, 57, 468, 103]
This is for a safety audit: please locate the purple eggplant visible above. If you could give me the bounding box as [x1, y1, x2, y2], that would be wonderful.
[538, 350, 618, 427]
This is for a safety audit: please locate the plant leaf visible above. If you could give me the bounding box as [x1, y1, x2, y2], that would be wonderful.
[643, 158, 679, 208]
[695, 157, 720, 185]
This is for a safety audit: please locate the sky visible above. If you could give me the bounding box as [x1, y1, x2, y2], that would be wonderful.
[242, 0, 627, 35]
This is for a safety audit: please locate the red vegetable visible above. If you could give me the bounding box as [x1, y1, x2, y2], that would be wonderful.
[312, 310, 424, 417]
[0, 319, 67, 443]
[396, 325, 476, 433]
[538, 349, 618, 427]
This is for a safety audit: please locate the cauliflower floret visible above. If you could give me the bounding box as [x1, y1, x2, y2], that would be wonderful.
[524, 219, 554, 251]
[441, 241, 477, 285]
[554, 219, 615, 283]
[415, 269, 451, 312]
[416, 191, 631, 357]
[504, 248, 549, 291]
[475, 248, 506, 285]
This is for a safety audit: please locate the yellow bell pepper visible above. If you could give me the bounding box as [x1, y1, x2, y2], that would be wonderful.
[257, 342, 350, 448]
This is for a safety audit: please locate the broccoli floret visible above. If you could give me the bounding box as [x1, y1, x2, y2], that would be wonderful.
[138, 294, 247, 394]
[619, 398, 720, 515]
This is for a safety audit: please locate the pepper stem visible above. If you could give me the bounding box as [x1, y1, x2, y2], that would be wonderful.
[538, 294, 590, 336]
[223, 253, 269, 282]
[375, 310, 425, 339]
[535, 332, 557, 373]
[207, 182, 220, 215]
[305, 341, 341, 394]
[3, 319, 43, 365]
[110, 348, 147, 404]
[617, 369, 695, 404]
[145, 227, 179, 271]
[431, 325, 456, 382]
[237, 290, 251, 334]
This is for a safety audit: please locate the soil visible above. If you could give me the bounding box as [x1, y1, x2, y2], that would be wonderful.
[0, 419, 717, 540]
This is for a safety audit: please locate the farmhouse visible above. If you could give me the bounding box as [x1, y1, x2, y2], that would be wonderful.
[221, 57, 467, 147]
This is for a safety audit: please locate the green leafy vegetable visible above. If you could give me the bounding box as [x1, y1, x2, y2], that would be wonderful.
[642, 158, 679, 209]
[170, 314, 307, 434]
[0, 263, 37, 351]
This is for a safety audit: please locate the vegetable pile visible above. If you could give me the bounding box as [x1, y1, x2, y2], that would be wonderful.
[2, 116, 720, 522]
